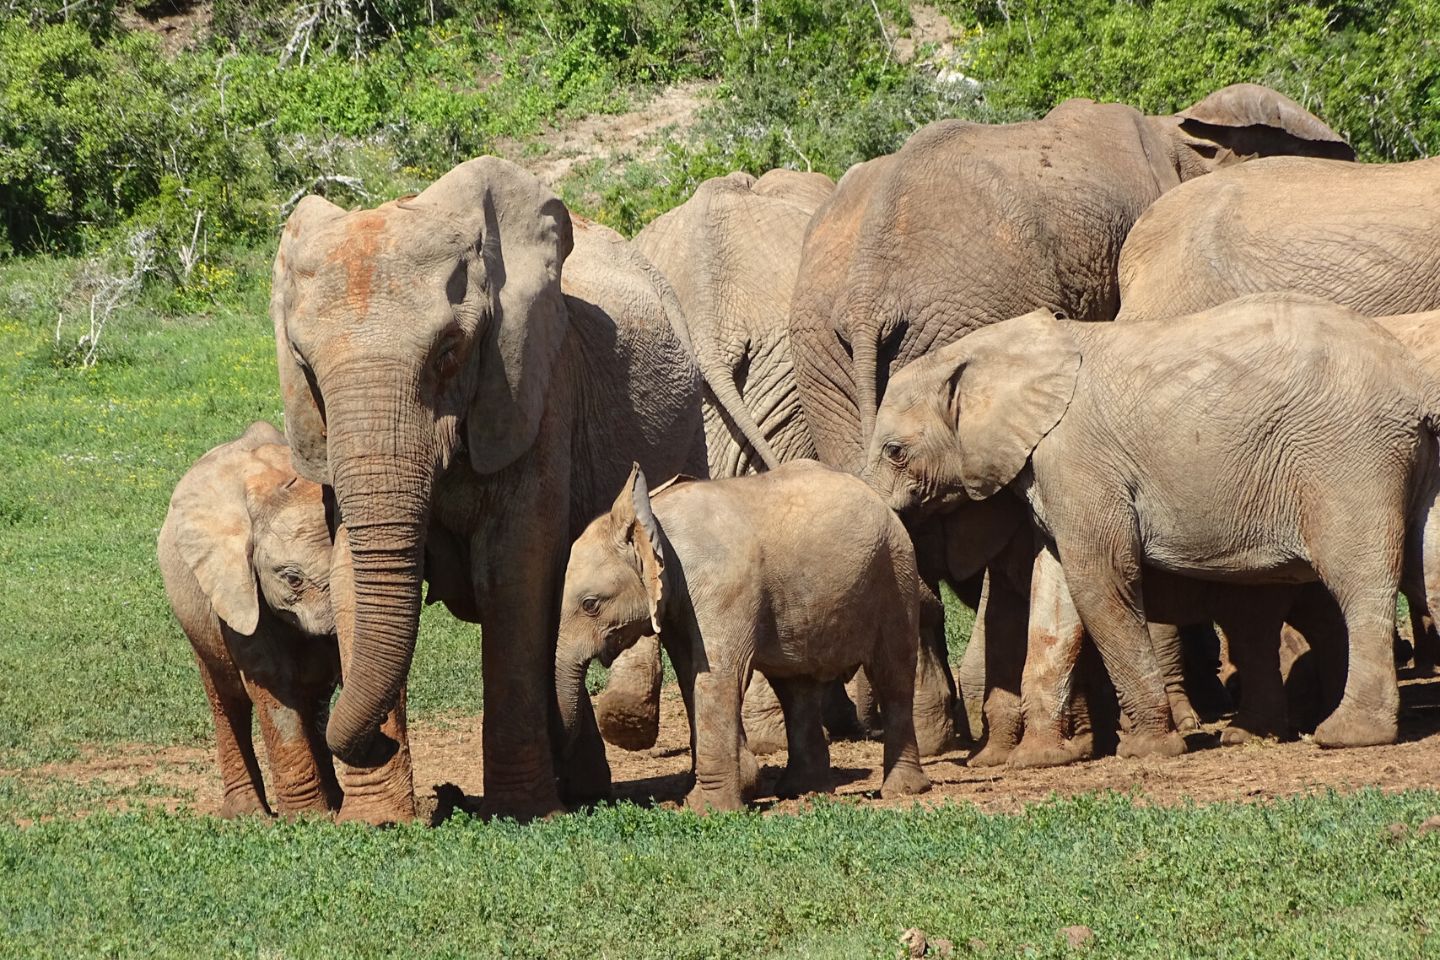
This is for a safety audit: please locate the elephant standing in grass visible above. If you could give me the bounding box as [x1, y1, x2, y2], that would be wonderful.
[594, 169, 836, 757]
[270, 157, 702, 821]
[788, 84, 1353, 757]
[158, 422, 341, 818]
[864, 296, 1440, 765]
[556, 463, 929, 811]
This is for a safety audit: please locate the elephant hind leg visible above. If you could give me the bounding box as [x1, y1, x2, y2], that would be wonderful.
[193, 647, 270, 818]
[868, 622, 930, 799]
[771, 677, 833, 799]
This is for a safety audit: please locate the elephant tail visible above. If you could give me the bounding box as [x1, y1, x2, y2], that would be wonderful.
[701, 356, 782, 472]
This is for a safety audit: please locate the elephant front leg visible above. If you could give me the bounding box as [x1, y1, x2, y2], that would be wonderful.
[1147, 622, 1200, 732]
[247, 680, 341, 816]
[336, 691, 416, 824]
[193, 647, 270, 818]
[966, 567, 1027, 768]
[913, 576, 962, 756]
[1010, 545, 1092, 769]
[685, 661, 747, 813]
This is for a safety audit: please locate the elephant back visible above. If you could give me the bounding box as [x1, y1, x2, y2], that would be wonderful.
[560, 215, 705, 531]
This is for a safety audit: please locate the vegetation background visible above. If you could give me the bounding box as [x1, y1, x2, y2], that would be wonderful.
[1, 2, 1438, 956]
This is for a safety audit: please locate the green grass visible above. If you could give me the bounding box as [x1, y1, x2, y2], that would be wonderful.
[2, 790, 1439, 958]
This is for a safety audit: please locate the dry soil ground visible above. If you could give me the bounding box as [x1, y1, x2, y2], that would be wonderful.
[10, 672, 1440, 824]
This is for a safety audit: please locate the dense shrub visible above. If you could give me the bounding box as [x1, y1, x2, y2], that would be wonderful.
[943, 0, 1440, 163]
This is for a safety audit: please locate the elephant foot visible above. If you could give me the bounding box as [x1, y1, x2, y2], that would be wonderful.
[880, 762, 931, 799]
[219, 790, 272, 819]
[1314, 705, 1397, 749]
[337, 792, 417, 826]
[966, 739, 1015, 768]
[1220, 713, 1286, 746]
[914, 708, 962, 757]
[684, 783, 744, 814]
[1008, 734, 1090, 770]
[594, 693, 660, 752]
[774, 768, 834, 800]
[1116, 730, 1187, 760]
[1168, 692, 1201, 733]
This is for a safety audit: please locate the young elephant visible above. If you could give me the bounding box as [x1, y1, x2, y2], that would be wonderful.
[556, 461, 930, 811]
[863, 294, 1440, 765]
[157, 422, 341, 817]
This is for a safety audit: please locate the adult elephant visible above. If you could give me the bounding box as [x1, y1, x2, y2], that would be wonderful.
[633, 168, 833, 475]
[270, 157, 703, 821]
[1116, 157, 1440, 324]
[788, 83, 1351, 754]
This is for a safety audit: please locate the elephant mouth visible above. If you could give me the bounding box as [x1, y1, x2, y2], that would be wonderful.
[597, 639, 620, 669]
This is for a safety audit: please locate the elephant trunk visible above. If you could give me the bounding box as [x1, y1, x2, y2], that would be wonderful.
[693, 325, 780, 472]
[555, 630, 600, 749]
[852, 330, 880, 468]
[320, 366, 434, 767]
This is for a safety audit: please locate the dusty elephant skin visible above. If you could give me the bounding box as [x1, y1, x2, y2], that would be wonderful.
[157, 422, 342, 819]
[864, 294, 1440, 768]
[598, 168, 837, 756]
[1116, 157, 1440, 325]
[555, 461, 930, 812]
[270, 157, 703, 821]
[785, 84, 1351, 758]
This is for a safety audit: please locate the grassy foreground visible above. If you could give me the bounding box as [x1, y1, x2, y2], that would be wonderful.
[3, 790, 1439, 959]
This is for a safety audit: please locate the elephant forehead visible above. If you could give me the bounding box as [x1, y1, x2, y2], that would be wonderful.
[302, 207, 466, 313]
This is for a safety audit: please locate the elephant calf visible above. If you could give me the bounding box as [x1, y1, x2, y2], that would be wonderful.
[864, 294, 1440, 765]
[157, 422, 341, 817]
[556, 461, 931, 811]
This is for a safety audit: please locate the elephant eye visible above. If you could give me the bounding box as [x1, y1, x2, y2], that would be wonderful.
[581, 597, 601, 616]
[280, 570, 305, 591]
[433, 330, 466, 379]
[883, 441, 908, 466]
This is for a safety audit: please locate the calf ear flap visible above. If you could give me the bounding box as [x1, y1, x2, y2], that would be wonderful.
[941, 308, 1081, 499]
[609, 464, 666, 633]
[170, 457, 263, 635]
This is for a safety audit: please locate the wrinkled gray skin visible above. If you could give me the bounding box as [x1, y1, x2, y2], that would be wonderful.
[864, 295, 1440, 767]
[598, 169, 836, 757]
[634, 168, 833, 475]
[157, 422, 341, 818]
[789, 84, 1353, 755]
[271, 157, 703, 821]
[1117, 157, 1440, 324]
[556, 462, 930, 811]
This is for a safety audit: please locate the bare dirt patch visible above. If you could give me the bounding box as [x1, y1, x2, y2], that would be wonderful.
[118, 1, 212, 56]
[511, 83, 709, 185]
[11, 674, 1440, 823]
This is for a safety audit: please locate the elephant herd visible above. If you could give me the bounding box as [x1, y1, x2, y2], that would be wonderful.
[156, 81, 1440, 823]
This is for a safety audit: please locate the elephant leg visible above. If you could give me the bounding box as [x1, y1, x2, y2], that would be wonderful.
[246, 678, 341, 816]
[1010, 545, 1092, 769]
[194, 648, 270, 818]
[821, 678, 865, 741]
[913, 576, 961, 756]
[1405, 586, 1438, 676]
[595, 633, 663, 752]
[1216, 613, 1288, 745]
[336, 692, 416, 824]
[741, 672, 789, 756]
[1148, 622, 1200, 732]
[685, 655, 747, 813]
[869, 622, 930, 799]
[968, 567, 1026, 768]
[1046, 530, 1184, 762]
[844, 669, 882, 738]
[771, 677, 833, 799]
[1312, 548, 1402, 749]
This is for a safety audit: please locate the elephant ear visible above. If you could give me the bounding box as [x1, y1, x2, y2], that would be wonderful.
[942, 309, 1081, 500]
[414, 157, 574, 475]
[170, 448, 264, 635]
[1174, 84, 1355, 167]
[271, 195, 346, 485]
[610, 463, 666, 634]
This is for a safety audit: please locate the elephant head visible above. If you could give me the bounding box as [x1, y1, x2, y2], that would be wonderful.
[1149, 83, 1355, 180]
[270, 157, 573, 765]
[169, 423, 335, 638]
[862, 308, 1080, 514]
[555, 464, 667, 747]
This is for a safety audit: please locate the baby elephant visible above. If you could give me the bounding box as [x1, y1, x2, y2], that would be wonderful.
[158, 422, 340, 817]
[556, 460, 930, 811]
